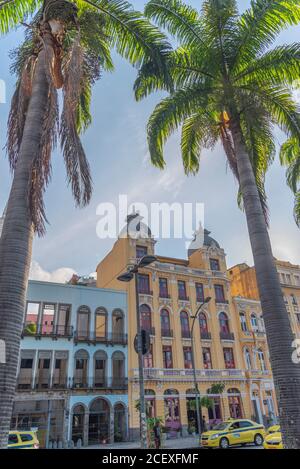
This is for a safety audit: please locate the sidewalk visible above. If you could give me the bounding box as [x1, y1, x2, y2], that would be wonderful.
[85, 436, 199, 450]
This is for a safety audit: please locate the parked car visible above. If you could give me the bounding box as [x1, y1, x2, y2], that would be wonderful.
[8, 431, 39, 449]
[200, 419, 265, 449]
[264, 429, 283, 450]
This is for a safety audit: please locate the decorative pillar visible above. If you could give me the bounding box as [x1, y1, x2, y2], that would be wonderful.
[83, 410, 89, 447]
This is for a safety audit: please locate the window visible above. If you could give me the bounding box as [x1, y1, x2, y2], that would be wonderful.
[20, 434, 33, 442]
[239, 312, 248, 332]
[24, 302, 40, 334]
[244, 348, 252, 369]
[20, 359, 33, 369]
[199, 313, 208, 334]
[144, 344, 153, 368]
[195, 283, 204, 302]
[228, 388, 243, 419]
[8, 434, 18, 445]
[257, 349, 266, 371]
[136, 245, 148, 259]
[219, 312, 230, 334]
[163, 346, 173, 369]
[159, 278, 169, 298]
[180, 311, 190, 338]
[239, 421, 253, 429]
[160, 309, 171, 336]
[138, 274, 150, 294]
[183, 347, 192, 369]
[250, 313, 258, 331]
[178, 280, 187, 300]
[296, 313, 300, 325]
[210, 258, 220, 271]
[95, 308, 107, 339]
[295, 275, 300, 286]
[202, 347, 212, 369]
[140, 304, 152, 332]
[41, 303, 55, 335]
[291, 294, 298, 305]
[214, 284, 225, 302]
[223, 348, 235, 369]
[77, 306, 90, 339]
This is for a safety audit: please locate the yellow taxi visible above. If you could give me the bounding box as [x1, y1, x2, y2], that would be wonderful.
[8, 431, 39, 449]
[264, 427, 283, 450]
[201, 419, 265, 449]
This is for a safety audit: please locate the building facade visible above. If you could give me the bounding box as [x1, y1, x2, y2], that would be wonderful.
[96, 217, 277, 440]
[13, 281, 128, 447]
[228, 260, 300, 338]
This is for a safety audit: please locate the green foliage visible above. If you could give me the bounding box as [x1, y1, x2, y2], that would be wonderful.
[208, 382, 225, 395]
[137, 0, 300, 226]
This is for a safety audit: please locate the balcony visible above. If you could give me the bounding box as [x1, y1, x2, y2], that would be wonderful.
[22, 323, 73, 339]
[138, 290, 153, 296]
[161, 329, 173, 338]
[220, 331, 235, 341]
[215, 299, 229, 305]
[16, 376, 68, 391]
[74, 331, 128, 345]
[200, 331, 212, 340]
[71, 377, 128, 390]
[133, 368, 245, 381]
[178, 295, 190, 302]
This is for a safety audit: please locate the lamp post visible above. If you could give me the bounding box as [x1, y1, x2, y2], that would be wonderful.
[190, 296, 212, 439]
[117, 255, 157, 449]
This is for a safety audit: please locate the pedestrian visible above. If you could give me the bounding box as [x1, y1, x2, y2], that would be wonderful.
[202, 415, 208, 433]
[153, 421, 161, 449]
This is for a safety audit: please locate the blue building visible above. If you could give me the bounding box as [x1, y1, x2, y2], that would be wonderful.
[12, 280, 128, 447]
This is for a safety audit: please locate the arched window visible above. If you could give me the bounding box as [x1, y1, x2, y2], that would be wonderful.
[89, 398, 110, 445]
[140, 304, 152, 332]
[228, 388, 243, 419]
[112, 351, 125, 388]
[244, 348, 252, 370]
[239, 312, 248, 332]
[258, 315, 265, 332]
[114, 403, 127, 442]
[145, 390, 156, 418]
[206, 388, 222, 423]
[74, 350, 89, 388]
[219, 312, 230, 334]
[199, 313, 208, 334]
[77, 306, 91, 340]
[72, 404, 85, 444]
[94, 350, 107, 388]
[164, 389, 181, 433]
[180, 311, 190, 338]
[112, 309, 124, 341]
[161, 309, 171, 337]
[257, 349, 266, 371]
[251, 313, 258, 331]
[95, 308, 107, 341]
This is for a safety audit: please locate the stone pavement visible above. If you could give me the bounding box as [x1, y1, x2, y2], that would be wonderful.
[84, 436, 199, 450]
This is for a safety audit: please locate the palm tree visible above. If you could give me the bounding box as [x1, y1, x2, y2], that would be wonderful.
[134, 0, 300, 448]
[0, 0, 170, 447]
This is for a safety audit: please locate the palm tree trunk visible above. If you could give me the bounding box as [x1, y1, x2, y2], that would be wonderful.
[0, 49, 49, 448]
[230, 118, 300, 449]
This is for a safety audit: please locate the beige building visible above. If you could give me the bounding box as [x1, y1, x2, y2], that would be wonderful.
[97, 215, 277, 439]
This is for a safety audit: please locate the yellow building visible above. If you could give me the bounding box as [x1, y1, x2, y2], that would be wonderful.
[97, 216, 277, 439]
[228, 260, 300, 339]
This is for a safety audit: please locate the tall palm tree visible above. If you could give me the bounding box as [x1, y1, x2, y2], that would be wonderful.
[134, 0, 300, 448]
[0, 0, 170, 447]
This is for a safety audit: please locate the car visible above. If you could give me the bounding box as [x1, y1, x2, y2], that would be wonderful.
[8, 431, 40, 449]
[200, 419, 265, 449]
[267, 424, 280, 435]
[264, 431, 283, 450]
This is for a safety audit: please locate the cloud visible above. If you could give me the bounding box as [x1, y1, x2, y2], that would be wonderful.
[29, 260, 77, 284]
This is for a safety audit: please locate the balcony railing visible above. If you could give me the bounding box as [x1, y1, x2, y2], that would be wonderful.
[17, 376, 128, 391]
[161, 329, 173, 338]
[138, 290, 153, 296]
[22, 323, 74, 338]
[220, 331, 235, 341]
[215, 299, 229, 304]
[200, 331, 212, 340]
[178, 295, 190, 301]
[133, 368, 245, 380]
[74, 331, 128, 345]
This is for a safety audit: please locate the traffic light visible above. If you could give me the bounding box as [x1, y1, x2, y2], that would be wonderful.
[141, 329, 150, 355]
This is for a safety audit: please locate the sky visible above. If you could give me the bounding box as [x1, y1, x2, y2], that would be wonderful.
[0, 0, 300, 283]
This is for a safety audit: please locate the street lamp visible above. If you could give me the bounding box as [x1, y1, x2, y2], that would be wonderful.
[117, 255, 157, 449]
[190, 296, 212, 440]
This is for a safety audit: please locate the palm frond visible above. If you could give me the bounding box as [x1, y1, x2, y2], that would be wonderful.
[181, 110, 219, 175]
[233, 0, 300, 70]
[60, 34, 92, 207]
[0, 0, 41, 34]
[147, 84, 212, 168]
[294, 190, 300, 226]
